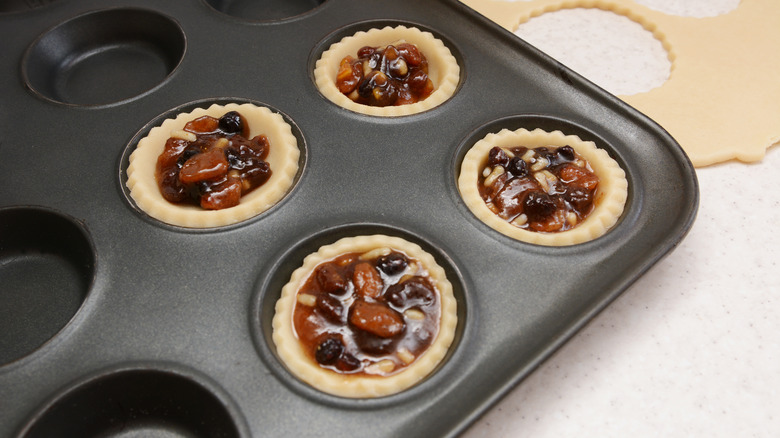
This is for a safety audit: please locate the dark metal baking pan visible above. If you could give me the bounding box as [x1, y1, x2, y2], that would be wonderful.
[0, 0, 698, 436]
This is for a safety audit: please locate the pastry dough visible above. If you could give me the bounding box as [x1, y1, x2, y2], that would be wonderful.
[272, 235, 458, 398]
[460, 0, 780, 166]
[459, 128, 627, 245]
[126, 103, 299, 228]
[314, 25, 460, 116]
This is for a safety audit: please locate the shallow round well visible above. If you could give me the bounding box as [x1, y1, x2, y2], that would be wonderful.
[19, 366, 246, 437]
[0, 206, 95, 366]
[0, 0, 58, 13]
[204, 0, 325, 21]
[22, 8, 185, 106]
[253, 223, 467, 403]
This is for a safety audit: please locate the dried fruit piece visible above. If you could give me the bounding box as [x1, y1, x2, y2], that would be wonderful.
[200, 178, 242, 210]
[384, 277, 436, 309]
[336, 42, 433, 107]
[218, 111, 248, 137]
[522, 191, 556, 222]
[476, 143, 603, 234]
[315, 337, 344, 365]
[276, 235, 456, 396]
[349, 299, 404, 338]
[179, 148, 229, 184]
[184, 115, 219, 133]
[155, 111, 274, 211]
[316, 264, 347, 295]
[376, 252, 409, 276]
[559, 164, 599, 190]
[488, 147, 510, 167]
[353, 262, 383, 298]
[316, 294, 344, 323]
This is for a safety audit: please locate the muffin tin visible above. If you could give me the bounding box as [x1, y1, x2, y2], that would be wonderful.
[0, 0, 698, 436]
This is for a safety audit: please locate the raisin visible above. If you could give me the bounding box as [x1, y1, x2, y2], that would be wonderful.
[357, 71, 377, 98]
[352, 329, 398, 356]
[199, 178, 241, 210]
[559, 164, 599, 190]
[395, 87, 415, 105]
[368, 52, 382, 71]
[384, 277, 436, 309]
[316, 264, 347, 295]
[349, 299, 404, 338]
[316, 294, 344, 323]
[357, 46, 375, 58]
[218, 111, 244, 135]
[523, 191, 557, 221]
[557, 145, 576, 162]
[529, 209, 565, 232]
[396, 43, 422, 66]
[339, 43, 430, 106]
[158, 138, 189, 169]
[494, 177, 537, 218]
[506, 156, 528, 177]
[250, 135, 270, 160]
[335, 353, 361, 372]
[353, 262, 383, 298]
[383, 45, 400, 62]
[315, 337, 344, 365]
[376, 252, 409, 276]
[242, 161, 271, 190]
[488, 147, 510, 167]
[179, 148, 229, 184]
[184, 115, 219, 133]
[157, 166, 187, 203]
[564, 186, 593, 215]
[176, 144, 202, 167]
[406, 69, 429, 92]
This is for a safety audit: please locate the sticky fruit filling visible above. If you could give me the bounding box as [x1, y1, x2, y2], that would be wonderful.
[293, 249, 441, 377]
[155, 111, 272, 210]
[336, 43, 434, 107]
[479, 145, 600, 233]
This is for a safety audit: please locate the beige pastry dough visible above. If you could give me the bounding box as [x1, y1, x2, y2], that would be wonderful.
[460, 0, 780, 166]
[126, 103, 299, 228]
[314, 25, 460, 116]
[458, 128, 627, 246]
[272, 234, 457, 398]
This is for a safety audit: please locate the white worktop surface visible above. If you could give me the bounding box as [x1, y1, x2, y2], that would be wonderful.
[461, 1, 780, 436]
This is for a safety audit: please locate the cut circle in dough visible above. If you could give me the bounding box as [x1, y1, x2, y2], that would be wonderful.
[272, 234, 458, 398]
[313, 25, 460, 117]
[126, 102, 300, 228]
[458, 128, 628, 246]
[461, 0, 780, 166]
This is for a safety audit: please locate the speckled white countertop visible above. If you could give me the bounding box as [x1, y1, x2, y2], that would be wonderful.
[461, 1, 780, 436]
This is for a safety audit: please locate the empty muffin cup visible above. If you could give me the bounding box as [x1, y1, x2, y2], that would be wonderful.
[204, 0, 326, 21]
[0, 206, 95, 366]
[18, 365, 247, 438]
[22, 8, 185, 106]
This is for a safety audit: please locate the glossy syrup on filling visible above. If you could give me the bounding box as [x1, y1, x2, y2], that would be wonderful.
[155, 111, 272, 210]
[478, 145, 600, 232]
[336, 43, 434, 107]
[293, 250, 441, 377]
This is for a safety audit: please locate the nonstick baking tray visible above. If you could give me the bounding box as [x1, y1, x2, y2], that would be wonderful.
[0, 0, 699, 436]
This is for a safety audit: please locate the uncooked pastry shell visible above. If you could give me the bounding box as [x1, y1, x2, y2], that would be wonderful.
[126, 103, 299, 228]
[272, 234, 458, 398]
[458, 128, 628, 246]
[314, 25, 460, 117]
